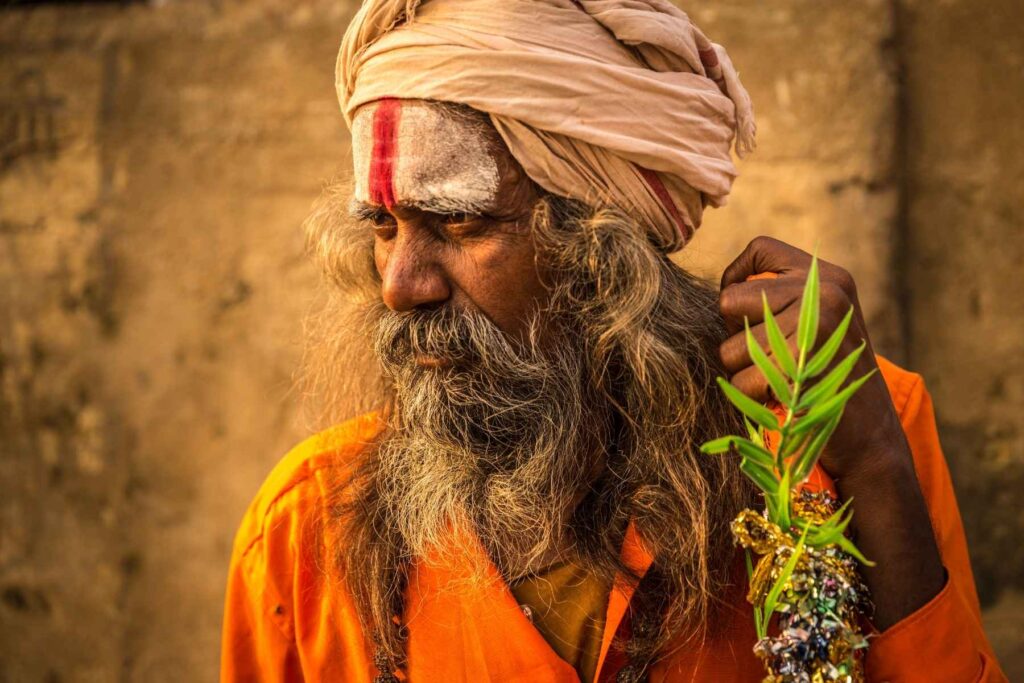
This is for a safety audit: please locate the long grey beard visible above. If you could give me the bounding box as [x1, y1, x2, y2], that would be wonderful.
[371, 303, 600, 577]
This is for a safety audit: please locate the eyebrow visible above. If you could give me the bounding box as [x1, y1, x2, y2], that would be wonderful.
[347, 196, 496, 220]
[348, 200, 382, 221]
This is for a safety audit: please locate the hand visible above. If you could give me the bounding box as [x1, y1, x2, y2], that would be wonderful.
[717, 236, 945, 629]
[717, 236, 904, 481]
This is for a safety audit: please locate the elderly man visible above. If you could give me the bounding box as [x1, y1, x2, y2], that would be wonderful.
[221, 1, 1005, 681]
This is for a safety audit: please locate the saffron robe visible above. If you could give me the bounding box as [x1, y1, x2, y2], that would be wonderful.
[220, 356, 1007, 682]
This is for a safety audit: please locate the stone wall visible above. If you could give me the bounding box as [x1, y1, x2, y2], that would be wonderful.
[900, 0, 1024, 664]
[1, 1, 1020, 680]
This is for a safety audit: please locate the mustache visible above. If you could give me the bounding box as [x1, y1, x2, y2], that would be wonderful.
[371, 303, 536, 373]
[370, 301, 583, 458]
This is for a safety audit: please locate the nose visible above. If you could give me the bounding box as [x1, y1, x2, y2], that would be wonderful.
[379, 229, 451, 312]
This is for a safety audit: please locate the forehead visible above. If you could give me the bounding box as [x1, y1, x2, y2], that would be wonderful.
[350, 100, 501, 213]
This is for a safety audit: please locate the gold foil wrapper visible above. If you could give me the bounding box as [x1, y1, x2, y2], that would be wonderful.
[733, 491, 871, 683]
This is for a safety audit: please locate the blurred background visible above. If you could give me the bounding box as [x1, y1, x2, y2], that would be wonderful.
[1, 0, 1021, 680]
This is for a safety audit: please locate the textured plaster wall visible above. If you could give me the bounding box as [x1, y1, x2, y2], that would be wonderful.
[0, 1, 1020, 681]
[900, 0, 1024, 666]
[1, 4, 353, 680]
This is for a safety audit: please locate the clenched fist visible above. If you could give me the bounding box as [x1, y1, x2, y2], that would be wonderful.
[716, 236, 945, 630]
[717, 236, 902, 482]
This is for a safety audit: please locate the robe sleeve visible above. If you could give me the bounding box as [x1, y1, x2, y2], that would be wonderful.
[865, 371, 1007, 682]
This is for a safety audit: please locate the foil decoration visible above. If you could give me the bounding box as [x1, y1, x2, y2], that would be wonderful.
[733, 490, 871, 683]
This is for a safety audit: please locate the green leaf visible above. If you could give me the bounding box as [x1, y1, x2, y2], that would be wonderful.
[764, 529, 807, 619]
[803, 515, 852, 548]
[805, 525, 842, 547]
[717, 377, 780, 431]
[793, 502, 869, 564]
[834, 533, 875, 567]
[744, 417, 765, 448]
[796, 255, 821, 363]
[763, 486, 781, 523]
[740, 458, 779, 497]
[776, 467, 792, 531]
[734, 438, 777, 470]
[832, 506, 855, 536]
[776, 431, 807, 471]
[745, 549, 766, 639]
[789, 369, 877, 437]
[798, 498, 854, 546]
[763, 292, 797, 378]
[797, 342, 866, 412]
[789, 401, 844, 438]
[791, 413, 842, 482]
[779, 428, 812, 460]
[746, 319, 793, 405]
[700, 435, 739, 455]
[804, 306, 855, 379]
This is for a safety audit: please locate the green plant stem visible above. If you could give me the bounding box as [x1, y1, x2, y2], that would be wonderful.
[776, 347, 806, 464]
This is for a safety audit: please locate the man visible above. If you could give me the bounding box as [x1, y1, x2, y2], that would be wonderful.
[221, 1, 1006, 681]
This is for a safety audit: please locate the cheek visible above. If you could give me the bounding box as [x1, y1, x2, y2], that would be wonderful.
[453, 236, 547, 338]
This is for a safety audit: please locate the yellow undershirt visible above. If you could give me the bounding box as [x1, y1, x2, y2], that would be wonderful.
[509, 561, 612, 683]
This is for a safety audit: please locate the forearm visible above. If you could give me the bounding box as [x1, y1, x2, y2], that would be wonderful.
[836, 442, 946, 631]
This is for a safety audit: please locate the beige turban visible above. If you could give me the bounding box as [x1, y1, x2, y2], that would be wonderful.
[336, 0, 755, 253]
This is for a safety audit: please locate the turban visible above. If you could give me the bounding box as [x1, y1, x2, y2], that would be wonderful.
[336, 0, 755, 253]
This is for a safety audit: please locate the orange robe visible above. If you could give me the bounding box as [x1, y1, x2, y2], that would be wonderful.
[221, 357, 1007, 682]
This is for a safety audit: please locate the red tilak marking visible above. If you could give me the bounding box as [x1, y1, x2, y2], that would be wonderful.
[369, 98, 401, 209]
[636, 165, 692, 242]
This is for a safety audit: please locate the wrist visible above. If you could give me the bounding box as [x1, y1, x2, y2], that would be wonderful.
[833, 441, 945, 629]
[836, 441, 916, 500]
[828, 393, 912, 483]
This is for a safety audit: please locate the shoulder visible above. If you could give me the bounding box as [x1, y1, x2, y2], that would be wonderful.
[230, 412, 385, 562]
[222, 413, 384, 652]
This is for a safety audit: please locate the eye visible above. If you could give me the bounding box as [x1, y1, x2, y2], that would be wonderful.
[368, 210, 395, 227]
[365, 209, 397, 238]
[442, 212, 475, 225]
[439, 212, 488, 238]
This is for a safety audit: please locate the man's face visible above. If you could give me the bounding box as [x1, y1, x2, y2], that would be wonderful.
[345, 102, 598, 574]
[349, 99, 548, 365]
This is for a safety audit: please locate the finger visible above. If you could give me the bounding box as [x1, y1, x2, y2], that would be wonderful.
[719, 307, 800, 372]
[719, 279, 805, 333]
[720, 236, 814, 290]
[729, 365, 772, 403]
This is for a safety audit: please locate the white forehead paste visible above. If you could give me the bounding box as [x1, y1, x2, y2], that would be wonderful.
[350, 109, 374, 204]
[351, 101, 500, 212]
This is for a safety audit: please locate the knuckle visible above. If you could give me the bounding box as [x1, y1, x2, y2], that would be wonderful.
[730, 369, 749, 391]
[832, 267, 857, 297]
[719, 334, 740, 363]
[819, 281, 850, 311]
[718, 342, 731, 368]
[719, 286, 740, 315]
[735, 371, 766, 399]
[817, 304, 842, 332]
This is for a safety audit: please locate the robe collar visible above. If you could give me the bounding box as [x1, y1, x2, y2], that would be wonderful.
[403, 518, 654, 682]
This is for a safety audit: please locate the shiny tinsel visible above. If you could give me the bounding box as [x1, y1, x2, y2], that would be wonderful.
[733, 490, 871, 683]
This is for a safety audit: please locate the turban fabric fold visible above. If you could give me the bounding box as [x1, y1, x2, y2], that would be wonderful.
[337, 0, 755, 253]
